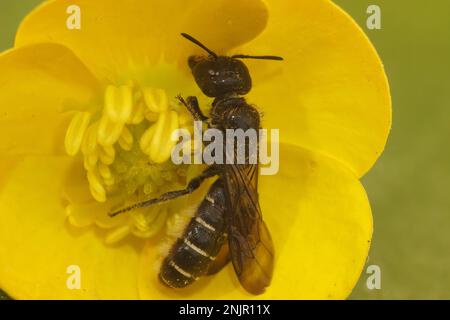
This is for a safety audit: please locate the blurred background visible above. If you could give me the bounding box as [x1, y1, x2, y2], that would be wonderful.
[0, 0, 449, 299]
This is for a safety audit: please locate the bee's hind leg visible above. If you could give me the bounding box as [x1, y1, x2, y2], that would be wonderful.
[109, 166, 219, 217]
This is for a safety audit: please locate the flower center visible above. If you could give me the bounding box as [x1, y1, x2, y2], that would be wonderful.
[63, 80, 199, 244]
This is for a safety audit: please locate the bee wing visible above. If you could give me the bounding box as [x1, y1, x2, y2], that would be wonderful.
[206, 241, 230, 275]
[223, 164, 274, 295]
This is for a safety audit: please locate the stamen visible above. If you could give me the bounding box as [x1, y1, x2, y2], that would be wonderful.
[103, 176, 115, 187]
[104, 85, 133, 123]
[131, 208, 168, 238]
[87, 169, 106, 203]
[140, 125, 156, 155]
[105, 224, 132, 244]
[81, 122, 99, 155]
[65, 111, 92, 156]
[128, 100, 146, 125]
[143, 88, 169, 113]
[145, 111, 159, 122]
[66, 203, 96, 228]
[148, 110, 179, 164]
[98, 163, 112, 180]
[84, 149, 99, 171]
[64, 81, 197, 243]
[99, 145, 115, 165]
[98, 115, 124, 146]
[118, 126, 134, 151]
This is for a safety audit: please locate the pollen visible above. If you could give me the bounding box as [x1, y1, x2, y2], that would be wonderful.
[64, 83, 195, 243]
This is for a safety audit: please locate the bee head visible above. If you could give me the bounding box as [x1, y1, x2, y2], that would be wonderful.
[181, 33, 283, 99]
[188, 55, 252, 98]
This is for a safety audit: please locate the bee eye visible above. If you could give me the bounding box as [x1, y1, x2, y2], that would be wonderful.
[227, 115, 239, 128]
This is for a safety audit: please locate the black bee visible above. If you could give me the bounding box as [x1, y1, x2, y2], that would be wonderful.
[111, 33, 283, 295]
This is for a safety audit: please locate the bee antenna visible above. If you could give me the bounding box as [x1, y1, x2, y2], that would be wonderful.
[232, 55, 284, 61]
[181, 33, 218, 58]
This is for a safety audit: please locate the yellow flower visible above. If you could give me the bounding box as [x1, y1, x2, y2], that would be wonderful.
[0, 0, 391, 299]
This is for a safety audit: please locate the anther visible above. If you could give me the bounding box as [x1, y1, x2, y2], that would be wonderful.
[98, 115, 124, 146]
[118, 126, 134, 151]
[144, 88, 169, 113]
[65, 111, 92, 156]
[81, 122, 99, 155]
[104, 85, 133, 123]
[99, 145, 115, 165]
[87, 169, 106, 203]
[149, 110, 179, 163]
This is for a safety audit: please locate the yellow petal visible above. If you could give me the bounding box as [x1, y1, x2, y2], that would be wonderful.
[0, 157, 141, 299]
[0, 158, 20, 194]
[0, 43, 101, 156]
[16, 0, 269, 83]
[138, 144, 372, 299]
[240, 0, 391, 177]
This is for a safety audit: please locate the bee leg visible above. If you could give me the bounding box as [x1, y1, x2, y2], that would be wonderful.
[109, 166, 219, 217]
[176, 95, 208, 122]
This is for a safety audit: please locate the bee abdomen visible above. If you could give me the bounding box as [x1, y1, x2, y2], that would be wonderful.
[159, 179, 227, 288]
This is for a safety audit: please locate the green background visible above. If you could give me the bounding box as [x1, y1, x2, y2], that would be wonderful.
[0, 0, 449, 299]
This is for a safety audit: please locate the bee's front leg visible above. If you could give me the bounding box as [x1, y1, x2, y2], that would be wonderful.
[177, 95, 208, 122]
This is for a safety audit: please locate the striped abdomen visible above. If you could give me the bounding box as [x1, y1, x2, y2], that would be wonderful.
[159, 179, 227, 288]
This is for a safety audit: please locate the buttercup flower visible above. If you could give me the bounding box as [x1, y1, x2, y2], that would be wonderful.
[0, 0, 391, 299]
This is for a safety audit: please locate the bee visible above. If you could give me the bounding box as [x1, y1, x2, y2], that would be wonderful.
[111, 33, 283, 295]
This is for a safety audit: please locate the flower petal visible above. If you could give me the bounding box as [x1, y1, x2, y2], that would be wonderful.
[138, 144, 372, 299]
[16, 0, 269, 83]
[240, 0, 391, 177]
[0, 158, 20, 194]
[0, 157, 142, 299]
[0, 43, 101, 156]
